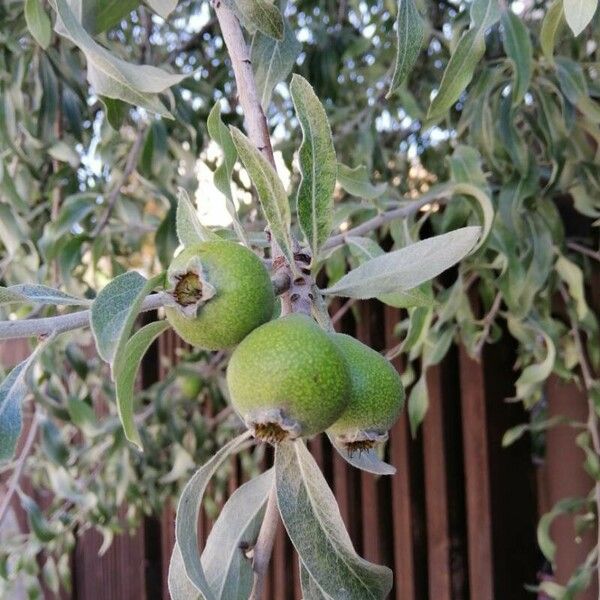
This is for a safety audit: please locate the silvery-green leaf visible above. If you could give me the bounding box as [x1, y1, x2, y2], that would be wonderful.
[0, 337, 54, 462]
[0, 285, 90, 306]
[346, 237, 435, 308]
[450, 182, 494, 250]
[145, 0, 178, 19]
[501, 10, 532, 105]
[540, 0, 564, 63]
[337, 164, 387, 200]
[251, 22, 301, 109]
[275, 441, 393, 599]
[202, 470, 274, 599]
[169, 544, 201, 600]
[25, 0, 52, 49]
[555, 57, 600, 122]
[230, 126, 294, 266]
[206, 103, 247, 244]
[324, 226, 481, 299]
[114, 320, 170, 450]
[175, 431, 252, 597]
[52, 0, 186, 117]
[408, 374, 428, 437]
[327, 433, 396, 476]
[387, 0, 424, 97]
[514, 329, 556, 400]
[90, 271, 164, 369]
[291, 74, 336, 259]
[563, 0, 598, 35]
[176, 188, 220, 246]
[427, 0, 500, 120]
[300, 563, 334, 599]
[222, 0, 284, 40]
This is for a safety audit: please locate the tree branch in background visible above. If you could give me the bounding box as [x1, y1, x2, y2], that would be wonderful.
[322, 187, 452, 251]
[0, 292, 169, 340]
[93, 127, 146, 237]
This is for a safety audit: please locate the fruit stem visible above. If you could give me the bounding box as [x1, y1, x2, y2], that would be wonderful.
[249, 483, 279, 600]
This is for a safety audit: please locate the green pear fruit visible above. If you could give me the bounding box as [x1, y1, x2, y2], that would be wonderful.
[226, 314, 350, 443]
[165, 241, 274, 350]
[327, 333, 405, 453]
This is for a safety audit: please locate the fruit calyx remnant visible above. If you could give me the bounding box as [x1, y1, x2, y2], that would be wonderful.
[337, 429, 389, 457]
[246, 408, 302, 445]
[168, 256, 216, 318]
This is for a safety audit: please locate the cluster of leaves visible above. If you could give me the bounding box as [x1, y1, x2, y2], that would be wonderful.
[0, 0, 598, 597]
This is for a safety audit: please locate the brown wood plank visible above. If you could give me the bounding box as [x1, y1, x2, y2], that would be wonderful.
[423, 365, 452, 600]
[74, 508, 146, 600]
[545, 375, 598, 599]
[458, 346, 494, 600]
[384, 306, 417, 600]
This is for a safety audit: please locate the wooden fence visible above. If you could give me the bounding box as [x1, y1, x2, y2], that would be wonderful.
[2, 298, 598, 599]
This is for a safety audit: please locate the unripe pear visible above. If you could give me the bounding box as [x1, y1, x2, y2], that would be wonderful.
[226, 314, 350, 443]
[327, 333, 405, 454]
[165, 241, 275, 350]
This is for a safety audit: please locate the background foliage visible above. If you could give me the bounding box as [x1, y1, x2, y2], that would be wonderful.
[0, 0, 599, 597]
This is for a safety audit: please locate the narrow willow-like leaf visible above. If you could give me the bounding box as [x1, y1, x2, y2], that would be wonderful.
[514, 329, 556, 400]
[346, 237, 435, 308]
[450, 182, 494, 250]
[540, 0, 564, 63]
[70, 0, 138, 35]
[387, 0, 424, 97]
[427, 0, 500, 120]
[327, 433, 396, 476]
[324, 227, 481, 299]
[25, 0, 52, 49]
[408, 373, 428, 437]
[563, 0, 598, 35]
[251, 23, 301, 109]
[90, 271, 164, 368]
[501, 10, 532, 105]
[53, 0, 185, 117]
[291, 74, 336, 259]
[337, 163, 387, 200]
[206, 103, 248, 244]
[114, 320, 170, 450]
[175, 431, 252, 597]
[222, 0, 284, 40]
[168, 544, 201, 600]
[300, 563, 334, 599]
[176, 188, 219, 247]
[0, 284, 90, 306]
[230, 126, 295, 266]
[0, 337, 54, 462]
[202, 470, 274, 599]
[275, 441, 393, 599]
[555, 57, 600, 122]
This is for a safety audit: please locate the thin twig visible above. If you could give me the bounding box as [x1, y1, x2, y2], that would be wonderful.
[249, 483, 279, 600]
[93, 128, 146, 237]
[322, 188, 452, 251]
[567, 241, 600, 263]
[0, 411, 39, 528]
[473, 292, 502, 358]
[0, 292, 169, 340]
[331, 298, 356, 326]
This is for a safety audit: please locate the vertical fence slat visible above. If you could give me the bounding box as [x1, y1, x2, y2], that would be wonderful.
[384, 306, 418, 600]
[459, 346, 494, 600]
[423, 365, 452, 600]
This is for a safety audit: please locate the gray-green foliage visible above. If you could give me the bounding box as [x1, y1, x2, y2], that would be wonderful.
[1, 0, 600, 596]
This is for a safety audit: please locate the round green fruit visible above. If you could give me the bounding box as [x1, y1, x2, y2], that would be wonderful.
[327, 333, 405, 453]
[226, 314, 350, 443]
[165, 241, 275, 350]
